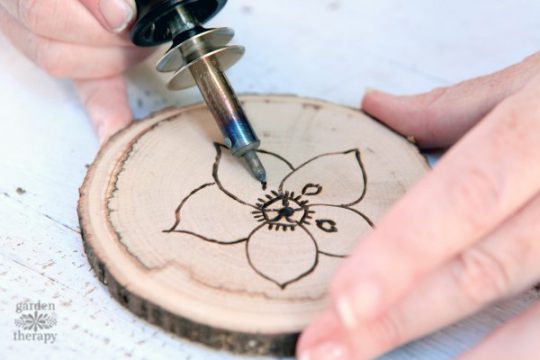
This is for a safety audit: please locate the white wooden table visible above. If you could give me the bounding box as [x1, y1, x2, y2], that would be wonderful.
[1, 1, 539, 359]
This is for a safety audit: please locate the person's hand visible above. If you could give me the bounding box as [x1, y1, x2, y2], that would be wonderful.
[297, 52, 540, 359]
[0, 0, 154, 142]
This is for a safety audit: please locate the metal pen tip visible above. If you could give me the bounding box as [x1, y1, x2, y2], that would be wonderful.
[243, 150, 267, 184]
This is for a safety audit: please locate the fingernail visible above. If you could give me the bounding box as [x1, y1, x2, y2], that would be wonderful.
[299, 341, 349, 360]
[99, 0, 134, 33]
[337, 281, 381, 329]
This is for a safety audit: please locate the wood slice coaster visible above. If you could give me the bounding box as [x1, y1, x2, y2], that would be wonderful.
[78, 95, 429, 356]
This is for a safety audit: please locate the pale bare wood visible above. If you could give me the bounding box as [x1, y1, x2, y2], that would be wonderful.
[78, 95, 429, 356]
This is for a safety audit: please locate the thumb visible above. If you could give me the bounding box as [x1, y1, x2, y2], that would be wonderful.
[75, 75, 133, 144]
[79, 0, 137, 33]
[362, 53, 540, 148]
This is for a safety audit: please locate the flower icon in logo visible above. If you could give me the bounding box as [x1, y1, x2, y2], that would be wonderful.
[165, 143, 373, 289]
[15, 311, 57, 332]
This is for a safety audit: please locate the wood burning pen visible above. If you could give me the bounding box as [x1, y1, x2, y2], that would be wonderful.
[130, 0, 267, 184]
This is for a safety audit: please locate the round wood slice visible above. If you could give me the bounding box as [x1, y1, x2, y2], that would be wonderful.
[78, 95, 429, 356]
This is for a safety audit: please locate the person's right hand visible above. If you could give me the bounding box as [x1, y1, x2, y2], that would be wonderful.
[297, 52, 540, 360]
[0, 0, 155, 142]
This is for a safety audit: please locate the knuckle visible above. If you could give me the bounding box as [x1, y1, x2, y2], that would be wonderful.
[453, 246, 510, 305]
[422, 87, 448, 117]
[34, 39, 65, 77]
[419, 87, 448, 139]
[494, 106, 536, 159]
[17, 0, 61, 35]
[449, 166, 502, 229]
[369, 314, 403, 351]
[80, 85, 102, 111]
[521, 52, 540, 68]
[17, 0, 42, 32]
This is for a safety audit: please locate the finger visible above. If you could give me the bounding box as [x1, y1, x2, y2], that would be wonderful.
[0, 0, 131, 46]
[362, 53, 540, 148]
[75, 75, 132, 144]
[297, 310, 344, 351]
[300, 191, 540, 359]
[459, 301, 540, 360]
[297, 311, 353, 360]
[331, 77, 540, 329]
[78, 0, 136, 33]
[0, 9, 152, 79]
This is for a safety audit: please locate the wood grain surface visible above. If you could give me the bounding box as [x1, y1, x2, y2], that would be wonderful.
[78, 96, 428, 355]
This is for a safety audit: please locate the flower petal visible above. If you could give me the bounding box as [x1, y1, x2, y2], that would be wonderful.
[213, 143, 294, 206]
[308, 205, 373, 257]
[280, 149, 366, 206]
[246, 223, 318, 289]
[165, 183, 255, 244]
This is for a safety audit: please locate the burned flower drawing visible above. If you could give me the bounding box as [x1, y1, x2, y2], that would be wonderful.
[165, 143, 373, 289]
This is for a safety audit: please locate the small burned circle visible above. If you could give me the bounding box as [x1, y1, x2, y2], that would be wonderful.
[302, 183, 323, 196]
[253, 190, 315, 231]
[316, 219, 338, 233]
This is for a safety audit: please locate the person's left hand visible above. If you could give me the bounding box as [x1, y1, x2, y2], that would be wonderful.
[0, 0, 154, 143]
[296, 54, 540, 360]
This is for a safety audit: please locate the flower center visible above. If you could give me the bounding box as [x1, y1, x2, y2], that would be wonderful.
[253, 190, 315, 231]
[278, 206, 295, 218]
